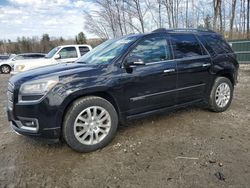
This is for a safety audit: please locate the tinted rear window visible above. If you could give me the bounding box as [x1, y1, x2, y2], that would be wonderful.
[23, 54, 44, 59]
[79, 46, 90, 56]
[0, 56, 9, 60]
[170, 34, 203, 59]
[202, 35, 233, 55]
[28, 54, 45, 58]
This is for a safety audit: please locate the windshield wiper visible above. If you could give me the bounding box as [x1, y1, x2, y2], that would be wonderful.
[76, 61, 88, 64]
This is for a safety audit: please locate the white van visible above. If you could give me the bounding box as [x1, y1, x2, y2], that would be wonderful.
[12, 45, 92, 74]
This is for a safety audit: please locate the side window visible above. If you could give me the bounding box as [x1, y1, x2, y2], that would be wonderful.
[129, 36, 170, 63]
[79, 46, 90, 56]
[14, 55, 24, 60]
[171, 34, 203, 59]
[58, 47, 78, 59]
[24, 55, 34, 59]
[29, 54, 44, 58]
[203, 35, 232, 55]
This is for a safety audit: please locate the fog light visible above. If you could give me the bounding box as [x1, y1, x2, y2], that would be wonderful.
[16, 117, 39, 132]
[21, 119, 37, 128]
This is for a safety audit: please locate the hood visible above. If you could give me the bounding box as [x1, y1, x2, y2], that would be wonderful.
[0, 59, 14, 65]
[9, 63, 96, 86]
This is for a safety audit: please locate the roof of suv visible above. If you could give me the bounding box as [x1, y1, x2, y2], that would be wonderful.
[151, 28, 217, 35]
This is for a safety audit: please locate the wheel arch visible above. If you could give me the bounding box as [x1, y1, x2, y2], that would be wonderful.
[215, 70, 235, 85]
[59, 90, 122, 129]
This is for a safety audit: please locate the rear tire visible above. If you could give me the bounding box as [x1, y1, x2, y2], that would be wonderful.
[1, 65, 11, 74]
[208, 77, 233, 112]
[63, 96, 118, 152]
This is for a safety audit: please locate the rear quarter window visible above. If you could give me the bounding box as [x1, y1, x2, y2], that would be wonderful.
[202, 35, 233, 55]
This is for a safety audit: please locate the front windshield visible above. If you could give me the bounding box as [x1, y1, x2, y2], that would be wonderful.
[76, 35, 139, 65]
[45, 47, 60, 58]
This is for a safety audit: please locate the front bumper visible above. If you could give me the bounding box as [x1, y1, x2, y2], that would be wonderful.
[6, 77, 70, 140]
[7, 92, 63, 139]
[10, 71, 20, 76]
[9, 120, 61, 139]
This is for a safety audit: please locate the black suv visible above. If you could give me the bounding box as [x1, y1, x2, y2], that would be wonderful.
[7, 29, 239, 152]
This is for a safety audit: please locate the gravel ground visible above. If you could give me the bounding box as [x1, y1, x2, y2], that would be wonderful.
[0, 65, 250, 188]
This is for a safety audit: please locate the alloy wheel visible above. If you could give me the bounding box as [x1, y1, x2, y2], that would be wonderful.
[1, 66, 10, 74]
[215, 82, 231, 108]
[73, 106, 111, 145]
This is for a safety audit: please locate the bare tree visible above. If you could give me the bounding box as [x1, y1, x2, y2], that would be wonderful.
[247, 0, 250, 38]
[126, 0, 147, 33]
[219, 0, 223, 33]
[79, 0, 250, 40]
[213, 0, 222, 31]
[185, 0, 188, 27]
[114, 0, 124, 35]
[145, 0, 160, 28]
[229, 0, 237, 39]
[83, 10, 110, 39]
[157, 0, 163, 28]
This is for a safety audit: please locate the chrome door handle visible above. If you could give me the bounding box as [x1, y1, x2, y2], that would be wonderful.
[202, 63, 211, 67]
[163, 69, 175, 73]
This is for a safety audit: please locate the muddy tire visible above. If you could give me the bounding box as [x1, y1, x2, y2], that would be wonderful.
[63, 96, 118, 152]
[208, 77, 233, 112]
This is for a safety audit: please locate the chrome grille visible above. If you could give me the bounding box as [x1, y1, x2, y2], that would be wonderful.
[7, 82, 14, 110]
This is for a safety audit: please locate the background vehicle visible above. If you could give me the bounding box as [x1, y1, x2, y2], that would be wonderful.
[0, 53, 45, 74]
[0, 55, 11, 62]
[7, 29, 238, 152]
[12, 45, 92, 74]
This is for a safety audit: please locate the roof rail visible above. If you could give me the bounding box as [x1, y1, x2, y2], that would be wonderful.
[152, 28, 216, 33]
[151, 28, 168, 33]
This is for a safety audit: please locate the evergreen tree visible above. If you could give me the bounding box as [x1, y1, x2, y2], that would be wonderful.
[75, 32, 87, 44]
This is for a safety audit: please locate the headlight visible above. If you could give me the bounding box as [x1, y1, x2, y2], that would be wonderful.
[16, 64, 25, 71]
[19, 76, 59, 102]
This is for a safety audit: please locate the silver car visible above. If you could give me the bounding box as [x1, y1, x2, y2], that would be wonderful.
[0, 53, 45, 74]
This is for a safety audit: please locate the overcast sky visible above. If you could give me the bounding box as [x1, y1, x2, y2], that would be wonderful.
[0, 0, 97, 41]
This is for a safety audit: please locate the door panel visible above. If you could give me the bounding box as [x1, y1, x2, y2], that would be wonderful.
[176, 56, 212, 104]
[170, 34, 213, 104]
[125, 61, 177, 115]
[120, 34, 177, 115]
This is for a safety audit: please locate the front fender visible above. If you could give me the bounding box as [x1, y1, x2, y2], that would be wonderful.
[52, 84, 116, 127]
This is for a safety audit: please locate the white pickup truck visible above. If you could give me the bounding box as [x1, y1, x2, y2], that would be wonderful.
[12, 44, 92, 74]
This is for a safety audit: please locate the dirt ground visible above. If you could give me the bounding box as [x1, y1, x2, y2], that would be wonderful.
[0, 65, 249, 188]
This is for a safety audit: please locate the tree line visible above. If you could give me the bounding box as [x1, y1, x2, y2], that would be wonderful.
[1, 0, 249, 54]
[84, 0, 250, 40]
[0, 32, 92, 54]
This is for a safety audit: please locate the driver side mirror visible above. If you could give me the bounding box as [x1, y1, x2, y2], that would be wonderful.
[54, 54, 61, 60]
[124, 56, 145, 68]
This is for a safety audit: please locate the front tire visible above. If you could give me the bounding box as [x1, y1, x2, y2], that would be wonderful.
[208, 77, 233, 112]
[1, 65, 11, 74]
[63, 96, 118, 152]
